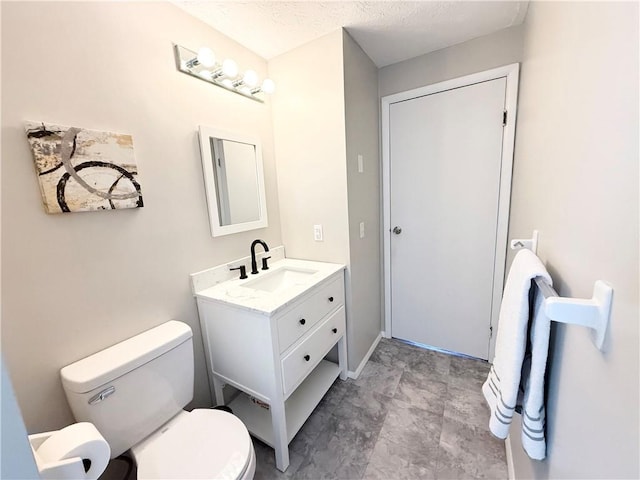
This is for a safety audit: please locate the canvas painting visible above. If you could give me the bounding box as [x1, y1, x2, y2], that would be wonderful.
[25, 122, 143, 214]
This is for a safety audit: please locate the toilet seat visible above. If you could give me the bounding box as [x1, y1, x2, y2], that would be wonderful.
[133, 409, 255, 480]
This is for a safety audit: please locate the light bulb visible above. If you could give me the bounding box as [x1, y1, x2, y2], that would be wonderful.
[261, 78, 276, 94]
[198, 70, 212, 80]
[242, 70, 259, 88]
[222, 59, 238, 78]
[197, 47, 216, 68]
[221, 78, 233, 88]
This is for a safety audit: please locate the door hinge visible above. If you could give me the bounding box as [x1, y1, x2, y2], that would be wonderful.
[502, 110, 507, 127]
[489, 325, 493, 338]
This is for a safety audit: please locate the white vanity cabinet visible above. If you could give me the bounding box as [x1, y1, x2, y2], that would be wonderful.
[194, 261, 347, 472]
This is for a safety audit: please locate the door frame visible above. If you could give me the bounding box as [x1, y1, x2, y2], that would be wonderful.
[381, 63, 520, 361]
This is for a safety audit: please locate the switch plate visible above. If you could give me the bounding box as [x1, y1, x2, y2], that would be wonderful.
[359, 222, 365, 238]
[357, 154, 364, 173]
[313, 224, 323, 241]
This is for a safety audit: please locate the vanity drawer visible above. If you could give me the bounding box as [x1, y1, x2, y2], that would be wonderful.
[281, 306, 346, 397]
[276, 275, 345, 353]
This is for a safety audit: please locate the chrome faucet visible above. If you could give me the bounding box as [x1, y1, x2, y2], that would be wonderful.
[250, 239, 269, 275]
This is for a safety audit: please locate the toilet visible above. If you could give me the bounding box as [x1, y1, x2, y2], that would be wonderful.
[60, 321, 256, 480]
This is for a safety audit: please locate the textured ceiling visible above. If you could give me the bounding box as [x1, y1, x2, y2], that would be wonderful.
[172, 1, 529, 67]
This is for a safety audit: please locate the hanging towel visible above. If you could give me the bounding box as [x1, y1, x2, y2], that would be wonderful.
[482, 249, 551, 443]
[519, 289, 551, 460]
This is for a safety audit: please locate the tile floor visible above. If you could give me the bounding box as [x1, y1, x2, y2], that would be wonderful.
[253, 337, 508, 480]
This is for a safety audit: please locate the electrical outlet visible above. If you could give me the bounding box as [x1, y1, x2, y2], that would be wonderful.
[359, 222, 365, 238]
[357, 154, 364, 173]
[313, 224, 323, 241]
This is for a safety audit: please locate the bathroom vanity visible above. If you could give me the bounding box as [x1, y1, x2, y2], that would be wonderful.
[191, 251, 347, 471]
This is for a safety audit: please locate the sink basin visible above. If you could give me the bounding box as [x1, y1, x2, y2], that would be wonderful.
[243, 267, 318, 293]
[192, 255, 345, 315]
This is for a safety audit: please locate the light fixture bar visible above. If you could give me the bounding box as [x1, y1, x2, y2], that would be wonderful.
[174, 44, 274, 103]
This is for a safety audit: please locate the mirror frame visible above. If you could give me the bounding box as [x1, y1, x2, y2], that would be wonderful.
[198, 125, 268, 237]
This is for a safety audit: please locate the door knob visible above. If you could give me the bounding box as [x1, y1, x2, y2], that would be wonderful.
[392, 226, 402, 235]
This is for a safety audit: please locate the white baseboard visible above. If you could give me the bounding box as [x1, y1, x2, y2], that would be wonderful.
[506, 435, 515, 480]
[347, 332, 383, 379]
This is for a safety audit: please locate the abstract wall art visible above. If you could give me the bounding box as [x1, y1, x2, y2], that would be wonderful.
[25, 122, 143, 214]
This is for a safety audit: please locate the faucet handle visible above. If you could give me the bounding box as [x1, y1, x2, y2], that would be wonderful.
[261, 256, 271, 271]
[229, 265, 247, 279]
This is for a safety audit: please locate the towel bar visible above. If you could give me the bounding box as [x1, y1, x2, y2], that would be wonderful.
[530, 275, 613, 353]
[510, 231, 613, 351]
[511, 230, 538, 253]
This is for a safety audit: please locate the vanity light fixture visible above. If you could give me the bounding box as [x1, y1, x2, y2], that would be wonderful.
[233, 69, 259, 89]
[188, 47, 216, 69]
[257, 78, 276, 95]
[174, 44, 275, 103]
[212, 59, 239, 80]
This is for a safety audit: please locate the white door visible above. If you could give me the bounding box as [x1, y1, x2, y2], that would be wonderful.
[389, 78, 508, 360]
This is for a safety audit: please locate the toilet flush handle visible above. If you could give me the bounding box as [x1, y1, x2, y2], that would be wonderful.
[88, 386, 115, 405]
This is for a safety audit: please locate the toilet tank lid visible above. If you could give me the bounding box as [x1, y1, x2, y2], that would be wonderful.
[61, 321, 192, 394]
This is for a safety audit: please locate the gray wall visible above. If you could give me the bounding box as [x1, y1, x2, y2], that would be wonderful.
[1, 1, 282, 432]
[270, 30, 382, 373]
[379, 24, 524, 97]
[508, 2, 639, 478]
[378, 9, 639, 477]
[342, 31, 382, 369]
[269, 30, 349, 266]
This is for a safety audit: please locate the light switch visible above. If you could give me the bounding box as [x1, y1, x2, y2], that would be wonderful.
[313, 224, 323, 241]
[357, 154, 364, 173]
[359, 222, 365, 238]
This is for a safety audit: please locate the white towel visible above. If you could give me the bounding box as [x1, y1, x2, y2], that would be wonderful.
[520, 289, 551, 460]
[482, 249, 551, 442]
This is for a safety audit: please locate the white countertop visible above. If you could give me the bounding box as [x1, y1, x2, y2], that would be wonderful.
[193, 258, 345, 316]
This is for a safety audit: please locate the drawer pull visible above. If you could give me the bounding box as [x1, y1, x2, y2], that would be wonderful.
[304, 355, 310, 362]
[332, 328, 338, 334]
[299, 318, 306, 325]
[328, 296, 334, 302]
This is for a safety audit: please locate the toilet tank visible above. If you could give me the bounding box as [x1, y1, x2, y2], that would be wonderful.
[60, 321, 194, 458]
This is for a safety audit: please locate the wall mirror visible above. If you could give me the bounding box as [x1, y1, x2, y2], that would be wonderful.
[198, 126, 268, 237]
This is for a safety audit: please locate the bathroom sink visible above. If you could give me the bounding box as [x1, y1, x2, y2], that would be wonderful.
[192, 254, 345, 315]
[243, 267, 318, 293]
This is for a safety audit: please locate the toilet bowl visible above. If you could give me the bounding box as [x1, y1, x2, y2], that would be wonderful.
[60, 321, 255, 479]
[132, 410, 255, 480]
